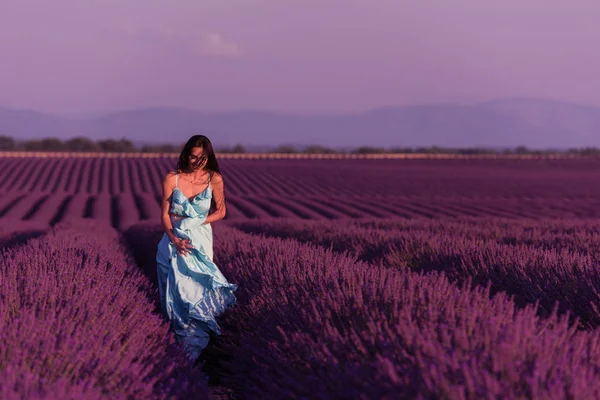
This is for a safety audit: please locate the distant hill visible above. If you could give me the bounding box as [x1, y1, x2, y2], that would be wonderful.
[2, 98, 600, 149]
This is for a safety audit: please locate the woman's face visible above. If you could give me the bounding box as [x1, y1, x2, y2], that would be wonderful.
[189, 146, 207, 170]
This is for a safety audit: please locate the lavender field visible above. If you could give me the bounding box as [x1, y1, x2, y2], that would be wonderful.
[3, 155, 600, 399]
[3, 156, 600, 230]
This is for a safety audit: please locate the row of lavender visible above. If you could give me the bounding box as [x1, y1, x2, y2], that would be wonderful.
[0, 220, 208, 399]
[126, 221, 600, 399]
[5, 189, 600, 233]
[3, 156, 600, 199]
[4, 156, 600, 229]
[232, 217, 600, 330]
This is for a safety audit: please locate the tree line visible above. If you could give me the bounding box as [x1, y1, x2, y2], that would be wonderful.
[0, 136, 245, 153]
[1, 135, 600, 155]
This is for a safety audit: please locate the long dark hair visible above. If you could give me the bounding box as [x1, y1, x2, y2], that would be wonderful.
[176, 135, 223, 214]
[176, 135, 222, 175]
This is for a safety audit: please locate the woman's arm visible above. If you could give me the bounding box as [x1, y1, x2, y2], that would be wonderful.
[203, 172, 226, 224]
[160, 170, 179, 242]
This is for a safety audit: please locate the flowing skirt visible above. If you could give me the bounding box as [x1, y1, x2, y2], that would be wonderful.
[156, 217, 238, 361]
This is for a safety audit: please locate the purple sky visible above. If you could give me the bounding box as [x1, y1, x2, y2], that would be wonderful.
[1, 0, 599, 115]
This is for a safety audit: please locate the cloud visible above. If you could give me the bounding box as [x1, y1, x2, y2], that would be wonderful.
[193, 32, 242, 58]
[116, 25, 243, 59]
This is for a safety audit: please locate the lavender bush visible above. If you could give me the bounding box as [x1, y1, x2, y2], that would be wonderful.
[126, 221, 600, 399]
[0, 219, 48, 247]
[233, 218, 600, 329]
[0, 219, 208, 399]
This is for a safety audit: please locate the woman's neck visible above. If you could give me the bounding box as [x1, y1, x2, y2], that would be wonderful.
[185, 168, 208, 179]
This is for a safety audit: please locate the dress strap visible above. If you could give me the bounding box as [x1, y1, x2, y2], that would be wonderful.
[175, 172, 178, 187]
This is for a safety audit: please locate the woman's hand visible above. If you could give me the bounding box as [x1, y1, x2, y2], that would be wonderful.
[173, 237, 194, 256]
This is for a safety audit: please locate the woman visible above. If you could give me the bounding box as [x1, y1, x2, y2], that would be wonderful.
[155, 135, 238, 365]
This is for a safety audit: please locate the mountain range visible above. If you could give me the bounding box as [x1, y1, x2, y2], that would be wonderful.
[2, 98, 600, 149]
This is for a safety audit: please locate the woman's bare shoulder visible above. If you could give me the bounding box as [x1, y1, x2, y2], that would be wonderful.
[163, 169, 178, 183]
[211, 171, 224, 184]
